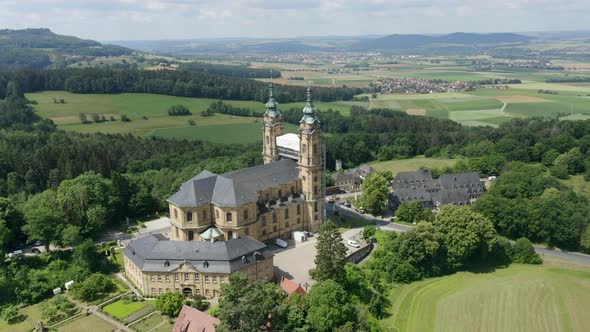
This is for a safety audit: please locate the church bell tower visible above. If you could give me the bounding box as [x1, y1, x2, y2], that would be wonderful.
[298, 87, 323, 232]
[262, 83, 284, 164]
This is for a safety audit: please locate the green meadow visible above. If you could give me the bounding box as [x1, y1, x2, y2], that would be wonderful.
[382, 263, 590, 332]
[25, 91, 339, 143]
[369, 156, 463, 175]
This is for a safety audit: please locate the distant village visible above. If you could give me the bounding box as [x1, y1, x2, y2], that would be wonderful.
[472, 60, 565, 71]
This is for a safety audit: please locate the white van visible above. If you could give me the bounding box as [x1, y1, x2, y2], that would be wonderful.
[274, 238, 288, 248]
[347, 240, 360, 248]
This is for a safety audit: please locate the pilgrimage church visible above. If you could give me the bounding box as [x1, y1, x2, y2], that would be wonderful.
[123, 85, 324, 298]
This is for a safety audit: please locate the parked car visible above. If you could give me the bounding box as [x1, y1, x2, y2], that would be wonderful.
[8, 250, 23, 258]
[347, 240, 360, 248]
[34, 240, 44, 246]
[345, 202, 352, 208]
[31, 248, 42, 254]
[274, 238, 288, 248]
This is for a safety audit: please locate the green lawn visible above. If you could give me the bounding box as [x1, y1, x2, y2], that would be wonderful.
[382, 264, 590, 332]
[369, 156, 463, 175]
[58, 313, 118, 332]
[103, 299, 150, 320]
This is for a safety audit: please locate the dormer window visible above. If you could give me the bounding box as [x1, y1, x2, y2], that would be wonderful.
[203, 261, 209, 268]
[164, 260, 170, 267]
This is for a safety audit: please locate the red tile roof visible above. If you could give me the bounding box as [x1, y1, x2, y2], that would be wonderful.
[173, 305, 220, 332]
[280, 276, 306, 296]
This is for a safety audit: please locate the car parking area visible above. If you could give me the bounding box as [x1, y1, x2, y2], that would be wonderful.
[272, 230, 365, 288]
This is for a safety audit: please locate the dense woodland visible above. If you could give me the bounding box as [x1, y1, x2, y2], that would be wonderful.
[0, 68, 361, 103]
[179, 62, 280, 79]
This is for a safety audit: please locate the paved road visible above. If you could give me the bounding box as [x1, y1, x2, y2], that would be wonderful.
[333, 203, 590, 266]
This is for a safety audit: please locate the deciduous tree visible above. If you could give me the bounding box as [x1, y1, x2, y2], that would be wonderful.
[156, 292, 184, 317]
[306, 280, 355, 332]
[358, 172, 390, 215]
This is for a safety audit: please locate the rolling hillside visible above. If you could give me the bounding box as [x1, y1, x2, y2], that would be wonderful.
[353, 32, 534, 51]
[0, 28, 135, 70]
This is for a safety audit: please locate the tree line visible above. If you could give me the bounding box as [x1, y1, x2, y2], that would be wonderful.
[179, 62, 281, 79]
[0, 68, 362, 103]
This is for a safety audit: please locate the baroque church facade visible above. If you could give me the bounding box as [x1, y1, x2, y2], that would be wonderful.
[167, 85, 324, 243]
[123, 86, 324, 298]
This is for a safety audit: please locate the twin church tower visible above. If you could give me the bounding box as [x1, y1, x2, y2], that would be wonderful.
[166, 84, 324, 243]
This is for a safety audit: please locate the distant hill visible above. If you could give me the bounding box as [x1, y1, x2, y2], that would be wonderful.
[0, 28, 136, 70]
[353, 32, 535, 51]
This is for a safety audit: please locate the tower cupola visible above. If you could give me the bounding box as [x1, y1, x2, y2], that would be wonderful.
[264, 83, 280, 118]
[301, 86, 319, 125]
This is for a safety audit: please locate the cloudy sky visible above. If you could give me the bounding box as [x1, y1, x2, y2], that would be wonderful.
[1, 0, 589, 41]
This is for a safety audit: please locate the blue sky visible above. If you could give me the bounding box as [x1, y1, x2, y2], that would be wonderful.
[0, 0, 589, 40]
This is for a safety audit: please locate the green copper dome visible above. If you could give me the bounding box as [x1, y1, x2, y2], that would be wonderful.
[264, 83, 280, 118]
[301, 86, 319, 124]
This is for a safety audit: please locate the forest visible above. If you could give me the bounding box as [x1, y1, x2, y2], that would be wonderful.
[0, 68, 362, 103]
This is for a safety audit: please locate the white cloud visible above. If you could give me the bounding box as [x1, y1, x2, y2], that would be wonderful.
[0, 0, 589, 39]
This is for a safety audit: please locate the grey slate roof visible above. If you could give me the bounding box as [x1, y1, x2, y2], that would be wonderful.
[124, 234, 273, 274]
[389, 171, 485, 209]
[168, 159, 299, 208]
[433, 190, 472, 206]
[438, 172, 483, 193]
[392, 188, 432, 204]
[392, 170, 439, 191]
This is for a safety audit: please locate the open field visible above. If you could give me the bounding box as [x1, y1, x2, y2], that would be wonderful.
[58, 314, 118, 332]
[443, 99, 503, 111]
[406, 108, 426, 116]
[150, 122, 297, 144]
[25, 91, 325, 143]
[382, 263, 590, 332]
[369, 156, 463, 175]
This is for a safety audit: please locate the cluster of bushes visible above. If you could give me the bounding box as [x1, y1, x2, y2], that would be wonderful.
[70, 273, 116, 302]
[167, 104, 192, 116]
[40, 295, 77, 323]
[365, 205, 542, 284]
[79, 113, 118, 124]
[201, 100, 260, 117]
[538, 89, 558, 94]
